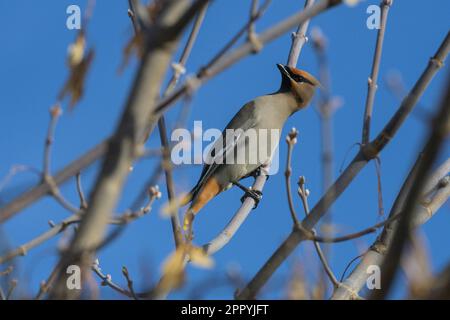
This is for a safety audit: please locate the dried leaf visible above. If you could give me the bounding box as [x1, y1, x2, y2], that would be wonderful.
[118, 32, 144, 73]
[118, 0, 164, 73]
[154, 243, 214, 297]
[189, 246, 214, 269]
[161, 193, 190, 217]
[402, 232, 433, 298]
[157, 245, 187, 294]
[67, 32, 86, 67]
[286, 262, 309, 300]
[59, 32, 95, 109]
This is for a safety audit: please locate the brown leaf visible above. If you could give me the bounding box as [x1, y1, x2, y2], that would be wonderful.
[188, 246, 214, 269]
[118, 32, 144, 74]
[58, 35, 95, 110]
[156, 245, 187, 295]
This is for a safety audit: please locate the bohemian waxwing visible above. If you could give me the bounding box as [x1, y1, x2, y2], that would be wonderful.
[182, 63, 320, 236]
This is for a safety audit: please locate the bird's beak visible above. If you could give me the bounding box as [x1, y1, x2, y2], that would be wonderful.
[276, 63, 291, 78]
[311, 77, 324, 90]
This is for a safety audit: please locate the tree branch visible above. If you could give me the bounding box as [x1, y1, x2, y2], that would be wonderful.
[361, 0, 392, 144]
[370, 71, 450, 299]
[331, 158, 450, 299]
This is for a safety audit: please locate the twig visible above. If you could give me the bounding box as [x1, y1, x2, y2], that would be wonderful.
[247, 0, 259, 38]
[374, 157, 385, 216]
[236, 31, 450, 300]
[199, 0, 271, 75]
[285, 128, 301, 226]
[384, 71, 431, 121]
[361, 0, 392, 144]
[311, 25, 336, 296]
[75, 172, 88, 210]
[122, 266, 139, 300]
[92, 259, 133, 298]
[312, 213, 399, 243]
[41, 104, 79, 214]
[0, 214, 81, 265]
[43, 175, 79, 213]
[43, 104, 62, 177]
[127, 0, 139, 34]
[297, 177, 340, 289]
[287, 0, 315, 67]
[0, 266, 13, 276]
[5, 279, 17, 300]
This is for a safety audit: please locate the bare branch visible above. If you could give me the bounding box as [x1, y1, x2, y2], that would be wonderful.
[361, 0, 392, 144]
[156, 2, 209, 248]
[47, 0, 208, 299]
[285, 128, 301, 226]
[287, 0, 315, 67]
[297, 177, 340, 289]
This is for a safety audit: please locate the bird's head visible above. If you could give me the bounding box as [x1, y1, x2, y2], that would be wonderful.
[276, 63, 320, 109]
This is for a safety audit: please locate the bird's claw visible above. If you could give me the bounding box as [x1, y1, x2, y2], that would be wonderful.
[240, 189, 263, 209]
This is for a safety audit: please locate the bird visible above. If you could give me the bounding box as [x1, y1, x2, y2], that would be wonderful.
[181, 63, 320, 237]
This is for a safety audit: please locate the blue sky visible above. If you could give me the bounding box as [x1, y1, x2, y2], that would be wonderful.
[0, 0, 449, 299]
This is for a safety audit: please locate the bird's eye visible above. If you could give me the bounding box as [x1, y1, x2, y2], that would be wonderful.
[292, 74, 305, 83]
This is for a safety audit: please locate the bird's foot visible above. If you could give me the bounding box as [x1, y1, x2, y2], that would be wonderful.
[234, 181, 263, 209]
[240, 189, 263, 209]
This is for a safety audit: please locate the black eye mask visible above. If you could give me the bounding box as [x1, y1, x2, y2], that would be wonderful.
[289, 71, 314, 85]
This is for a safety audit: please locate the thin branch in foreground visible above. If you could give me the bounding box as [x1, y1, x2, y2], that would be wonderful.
[297, 177, 340, 289]
[43, 104, 62, 177]
[122, 266, 139, 300]
[75, 172, 88, 210]
[47, 1, 207, 299]
[287, 0, 315, 67]
[155, 1, 209, 248]
[41, 104, 79, 214]
[285, 128, 301, 226]
[5, 279, 17, 300]
[92, 259, 133, 298]
[371, 72, 450, 299]
[361, 0, 392, 144]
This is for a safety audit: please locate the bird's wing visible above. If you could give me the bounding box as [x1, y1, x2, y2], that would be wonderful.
[189, 101, 258, 198]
